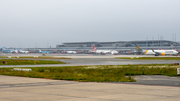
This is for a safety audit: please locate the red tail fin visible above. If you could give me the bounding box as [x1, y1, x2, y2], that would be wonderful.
[92, 45, 97, 51]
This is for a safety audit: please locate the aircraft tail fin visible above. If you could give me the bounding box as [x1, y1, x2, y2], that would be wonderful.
[152, 49, 155, 52]
[39, 49, 42, 53]
[63, 48, 67, 52]
[2, 47, 6, 51]
[135, 44, 143, 52]
[92, 45, 97, 51]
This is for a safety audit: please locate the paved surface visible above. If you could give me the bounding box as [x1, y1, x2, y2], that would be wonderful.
[121, 75, 180, 87]
[0, 58, 180, 68]
[1, 54, 180, 100]
[0, 53, 180, 57]
[0, 75, 180, 101]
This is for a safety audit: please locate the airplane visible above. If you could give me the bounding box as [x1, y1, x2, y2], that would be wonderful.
[92, 45, 118, 54]
[2, 47, 17, 53]
[135, 44, 178, 56]
[17, 49, 29, 53]
[39, 49, 51, 54]
[63, 48, 77, 54]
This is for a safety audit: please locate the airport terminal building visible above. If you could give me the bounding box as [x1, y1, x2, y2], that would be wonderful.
[1, 40, 180, 54]
[54, 40, 180, 54]
[57, 40, 180, 49]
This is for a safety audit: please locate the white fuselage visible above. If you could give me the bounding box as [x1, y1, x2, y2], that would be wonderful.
[66, 51, 77, 54]
[13, 50, 18, 53]
[20, 51, 29, 53]
[143, 50, 178, 55]
[95, 50, 111, 54]
[95, 50, 118, 54]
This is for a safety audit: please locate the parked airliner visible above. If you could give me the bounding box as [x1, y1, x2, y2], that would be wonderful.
[92, 45, 118, 54]
[135, 44, 178, 56]
[15, 48, 29, 53]
[2, 47, 17, 53]
[39, 49, 51, 53]
[17, 50, 29, 53]
[63, 48, 77, 54]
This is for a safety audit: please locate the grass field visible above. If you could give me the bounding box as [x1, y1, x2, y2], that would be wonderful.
[0, 56, 70, 59]
[115, 57, 180, 60]
[0, 64, 179, 82]
[0, 59, 65, 65]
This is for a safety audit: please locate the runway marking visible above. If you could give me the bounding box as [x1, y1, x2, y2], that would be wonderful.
[0, 81, 78, 88]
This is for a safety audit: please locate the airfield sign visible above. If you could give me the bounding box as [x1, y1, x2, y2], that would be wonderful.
[177, 68, 180, 75]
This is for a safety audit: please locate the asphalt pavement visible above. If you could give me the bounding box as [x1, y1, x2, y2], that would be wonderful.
[0, 75, 180, 101]
[0, 58, 180, 68]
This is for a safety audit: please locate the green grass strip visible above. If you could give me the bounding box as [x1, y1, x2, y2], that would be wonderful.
[0, 64, 179, 82]
[0, 59, 65, 65]
[0, 56, 70, 59]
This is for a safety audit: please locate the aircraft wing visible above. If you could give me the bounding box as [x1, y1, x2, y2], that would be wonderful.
[152, 49, 161, 55]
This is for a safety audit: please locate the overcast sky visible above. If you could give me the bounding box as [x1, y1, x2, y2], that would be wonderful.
[0, 0, 180, 48]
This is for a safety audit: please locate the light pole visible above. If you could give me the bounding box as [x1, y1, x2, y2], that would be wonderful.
[146, 37, 147, 47]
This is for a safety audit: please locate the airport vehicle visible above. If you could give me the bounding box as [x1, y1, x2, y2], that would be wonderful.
[63, 48, 77, 54]
[92, 45, 118, 54]
[39, 49, 51, 54]
[135, 44, 178, 56]
[2, 47, 17, 53]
